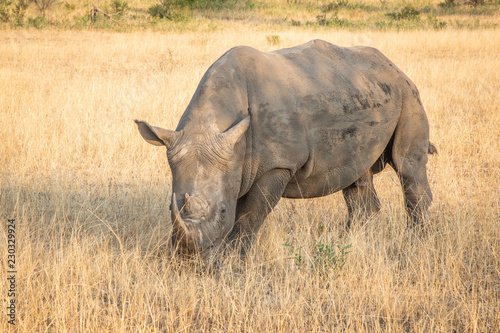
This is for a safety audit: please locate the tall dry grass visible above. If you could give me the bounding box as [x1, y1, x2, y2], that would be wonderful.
[1, 28, 499, 332]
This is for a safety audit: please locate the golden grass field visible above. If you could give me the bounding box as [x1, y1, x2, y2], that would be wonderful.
[1, 27, 499, 331]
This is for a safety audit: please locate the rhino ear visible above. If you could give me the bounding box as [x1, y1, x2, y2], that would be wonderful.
[135, 120, 179, 148]
[221, 116, 250, 147]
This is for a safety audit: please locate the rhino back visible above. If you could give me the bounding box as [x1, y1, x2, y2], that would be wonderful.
[228, 40, 406, 197]
[176, 40, 417, 198]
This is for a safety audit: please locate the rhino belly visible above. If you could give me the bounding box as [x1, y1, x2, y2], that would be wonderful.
[282, 120, 394, 199]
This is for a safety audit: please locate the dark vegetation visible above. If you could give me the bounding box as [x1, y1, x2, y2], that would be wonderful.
[0, 0, 499, 30]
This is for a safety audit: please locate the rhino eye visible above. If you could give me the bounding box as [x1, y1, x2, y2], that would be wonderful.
[220, 204, 227, 219]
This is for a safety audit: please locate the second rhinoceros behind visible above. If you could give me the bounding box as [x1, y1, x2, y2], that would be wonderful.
[135, 39, 435, 256]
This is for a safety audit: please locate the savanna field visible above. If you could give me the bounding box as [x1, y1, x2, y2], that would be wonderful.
[1, 0, 500, 331]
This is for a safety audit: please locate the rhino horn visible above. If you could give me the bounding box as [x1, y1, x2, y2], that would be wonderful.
[171, 193, 199, 247]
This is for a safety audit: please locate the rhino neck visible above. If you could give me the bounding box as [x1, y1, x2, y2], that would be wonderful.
[176, 55, 249, 134]
[173, 50, 259, 199]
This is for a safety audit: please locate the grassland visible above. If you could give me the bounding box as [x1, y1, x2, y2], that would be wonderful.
[1, 26, 500, 331]
[0, 0, 500, 30]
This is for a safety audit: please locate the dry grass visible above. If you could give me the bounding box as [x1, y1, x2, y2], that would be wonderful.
[3, 0, 500, 30]
[1, 28, 499, 332]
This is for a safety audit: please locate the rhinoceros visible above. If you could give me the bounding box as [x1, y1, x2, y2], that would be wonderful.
[135, 39, 435, 256]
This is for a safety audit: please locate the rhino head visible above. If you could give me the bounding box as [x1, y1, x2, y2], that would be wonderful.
[135, 116, 250, 256]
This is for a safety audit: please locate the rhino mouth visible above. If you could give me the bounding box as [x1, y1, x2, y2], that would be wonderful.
[171, 192, 236, 258]
[172, 193, 224, 253]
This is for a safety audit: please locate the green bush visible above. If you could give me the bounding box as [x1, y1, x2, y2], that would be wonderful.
[427, 14, 447, 29]
[32, 0, 60, 17]
[148, 0, 251, 19]
[439, 0, 457, 9]
[12, 0, 28, 26]
[148, 0, 177, 19]
[321, 0, 375, 13]
[184, 0, 239, 10]
[27, 15, 48, 28]
[71, 13, 91, 28]
[110, 0, 128, 14]
[266, 34, 281, 46]
[0, 0, 28, 25]
[322, 0, 352, 12]
[0, 0, 11, 23]
[148, 3, 164, 18]
[283, 241, 352, 278]
[64, 2, 75, 11]
[386, 5, 420, 21]
[314, 14, 353, 28]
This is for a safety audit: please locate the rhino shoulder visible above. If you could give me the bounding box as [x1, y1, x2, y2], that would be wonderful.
[223, 45, 262, 63]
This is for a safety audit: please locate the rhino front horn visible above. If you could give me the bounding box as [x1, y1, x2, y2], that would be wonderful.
[172, 193, 199, 246]
[172, 193, 187, 232]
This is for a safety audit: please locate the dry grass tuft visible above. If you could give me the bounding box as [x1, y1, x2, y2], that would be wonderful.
[1, 29, 499, 332]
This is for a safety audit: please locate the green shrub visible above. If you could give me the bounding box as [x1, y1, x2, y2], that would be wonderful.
[386, 5, 420, 21]
[322, 0, 352, 12]
[64, 2, 75, 11]
[185, 0, 236, 10]
[27, 15, 48, 28]
[469, 0, 486, 7]
[283, 242, 352, 278]
[439, 0, 457, 9]
[32, 0, 60, 17]
[427, 14, 447, 29]
[315, 14, 353, 28]
[148, 0, 176, 19]
[72, 13, 91, 28]
[266, 34, 281, 46]
[110, 0, 128, 14]
[0, 0, 11, 23]
[12, 0, 28, 26]
[321, 0, 374, 13]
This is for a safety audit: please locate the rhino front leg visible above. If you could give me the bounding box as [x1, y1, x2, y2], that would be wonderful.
[228, 168, 294, 255]
[342, 170, 381, 228]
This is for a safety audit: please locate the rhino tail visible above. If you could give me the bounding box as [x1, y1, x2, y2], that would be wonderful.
[428, 142, 438, 155]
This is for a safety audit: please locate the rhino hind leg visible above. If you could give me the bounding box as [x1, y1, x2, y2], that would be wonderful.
[342, 170, 381, 228]
[393, 159, 433, 227]
[390, 102, 433, 226]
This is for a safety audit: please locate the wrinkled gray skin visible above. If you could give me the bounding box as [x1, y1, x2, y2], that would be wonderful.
[135, 40, 435, 257]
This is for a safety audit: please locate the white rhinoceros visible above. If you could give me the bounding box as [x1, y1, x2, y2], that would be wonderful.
[135, 39, 435, 256]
